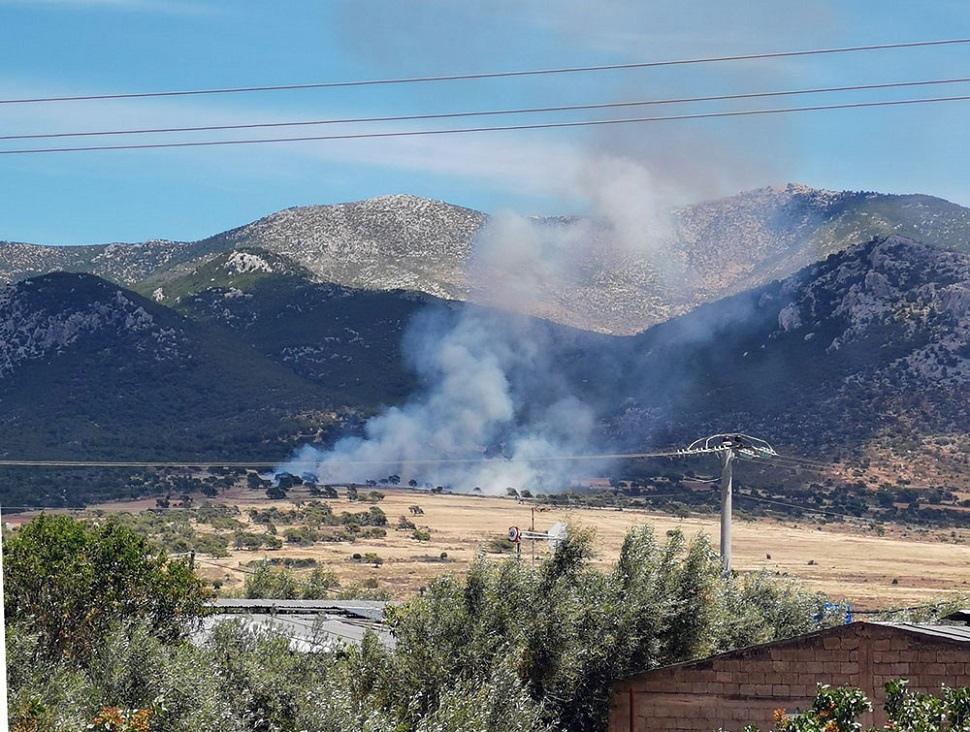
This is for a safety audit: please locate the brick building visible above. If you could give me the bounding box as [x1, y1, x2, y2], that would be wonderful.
[609, 621, 970, 732]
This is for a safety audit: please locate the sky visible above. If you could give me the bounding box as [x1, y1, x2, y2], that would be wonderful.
[2, 1, 970, 246]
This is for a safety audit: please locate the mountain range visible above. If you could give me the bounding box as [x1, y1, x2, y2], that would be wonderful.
[6, 183, 970, 335]
[3, 184, 970, 501]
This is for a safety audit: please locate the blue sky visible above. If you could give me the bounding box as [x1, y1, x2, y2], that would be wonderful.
[2, 0, 970, 246]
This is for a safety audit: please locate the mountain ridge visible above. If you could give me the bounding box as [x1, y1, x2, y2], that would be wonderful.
[3, 234, 970, 501]
[6, 184, 970, 335]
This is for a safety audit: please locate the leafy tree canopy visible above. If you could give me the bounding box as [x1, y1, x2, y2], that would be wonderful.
[3, 513, 208, 664]
[376, 524, 838, 732]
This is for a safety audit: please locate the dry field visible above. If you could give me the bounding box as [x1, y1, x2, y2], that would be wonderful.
[70, 485, 970, 612]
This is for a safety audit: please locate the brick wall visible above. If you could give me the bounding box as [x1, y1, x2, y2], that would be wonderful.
[609, 623, 970, 732]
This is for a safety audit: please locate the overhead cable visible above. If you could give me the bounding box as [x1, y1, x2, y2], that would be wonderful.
[736, 492, 867, 522]
[2, 38, 968, 105]
[5, 75, 969, 142]
[3, 93, 969, 155]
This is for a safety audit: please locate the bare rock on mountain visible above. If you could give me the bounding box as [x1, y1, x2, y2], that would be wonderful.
[204, 195, 486, 300]
[4, 185, 970, 335]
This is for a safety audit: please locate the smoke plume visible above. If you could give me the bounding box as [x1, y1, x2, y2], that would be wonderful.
[280, 306, 601, 494]
[276, 142, 734, 493]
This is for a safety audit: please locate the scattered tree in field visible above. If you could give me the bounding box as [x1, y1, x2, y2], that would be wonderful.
[265, 484, 287, 500]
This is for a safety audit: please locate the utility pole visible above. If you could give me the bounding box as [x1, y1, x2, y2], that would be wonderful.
[678, 434, 775, 575]
[719, 447, 735, 574]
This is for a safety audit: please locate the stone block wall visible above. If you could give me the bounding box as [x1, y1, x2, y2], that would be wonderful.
[609, 623, 970, 732]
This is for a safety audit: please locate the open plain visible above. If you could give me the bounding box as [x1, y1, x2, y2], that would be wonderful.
[65, 485, 970, 612]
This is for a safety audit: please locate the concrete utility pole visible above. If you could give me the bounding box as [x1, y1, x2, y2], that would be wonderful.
[719, 446, 736, 574]
[678, 434, 776, 576]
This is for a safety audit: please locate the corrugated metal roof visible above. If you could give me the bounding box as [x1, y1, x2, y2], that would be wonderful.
[941, 609, 970, 625]
[207, 598, 388, 622]
[195, 599, 393, 652]
[878, 622, 970, 643]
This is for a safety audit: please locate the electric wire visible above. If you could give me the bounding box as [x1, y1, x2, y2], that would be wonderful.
[762, 457, 835, 473]
[0, 449, 693, 469]
[5, 76, 969, 142]
[192, 557, 254, 575]
[4, 93, 970, 156]
[0, 447, 834, 470]
[3, 38, 967, 106]
[851, 601, 963, 617]
[735, 492, 869, 523]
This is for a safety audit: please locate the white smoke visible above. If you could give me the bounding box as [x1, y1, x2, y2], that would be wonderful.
[280, 306, 601, 494]
[276, 202, 622, 494]
[276, 152, 693, 493]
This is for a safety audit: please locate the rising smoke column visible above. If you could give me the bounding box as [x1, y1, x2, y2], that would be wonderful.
[278, 211, 606, 495]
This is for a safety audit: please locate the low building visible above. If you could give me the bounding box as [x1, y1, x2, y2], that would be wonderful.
[195, 598, 393, 652]
[610, 621, 970, 732]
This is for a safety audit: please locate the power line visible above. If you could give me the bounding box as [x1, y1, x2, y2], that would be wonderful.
[737, 492, 868, 523]
[0, 460, 274, 468]
[6, 75, 969, 143]
[852, 601, 962, 617]
[0, 446, 842, 470]
[4, 93, 969, 156]
[3, 38, 967, 106]
[0, 450, 682, 469]
[193, 557, 254, 575]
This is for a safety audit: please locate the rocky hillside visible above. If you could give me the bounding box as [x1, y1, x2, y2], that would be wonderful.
[0, 272, 343, 462]
[189, 195, 485, 300]
[3, 234, 970, 499]
[0, 239, 199, 285]
[5, 185, 970, 335]
[607, 235, 970, 487]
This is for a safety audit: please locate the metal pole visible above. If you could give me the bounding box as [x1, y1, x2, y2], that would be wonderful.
[531, 507, 536, 566]
[719, 448, 735, 575]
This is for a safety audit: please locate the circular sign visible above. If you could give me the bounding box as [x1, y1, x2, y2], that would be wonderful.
[507, 526, 521, 543]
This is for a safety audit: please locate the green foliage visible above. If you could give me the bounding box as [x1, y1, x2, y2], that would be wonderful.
[3, 514, 208, 664]
[385, 524, 832, 732]
[5, 521, 834, 732]
[882, 678, 970, 732]
[243, 559, 339, 600]
[744, 679, 970, 732]
[488, 536, 516, 553]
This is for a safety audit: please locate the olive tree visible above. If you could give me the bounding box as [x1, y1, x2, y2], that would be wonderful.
[3, 513, 208, 664]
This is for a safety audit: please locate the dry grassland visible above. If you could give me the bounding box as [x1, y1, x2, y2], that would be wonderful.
[59, 487, 970, 610]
